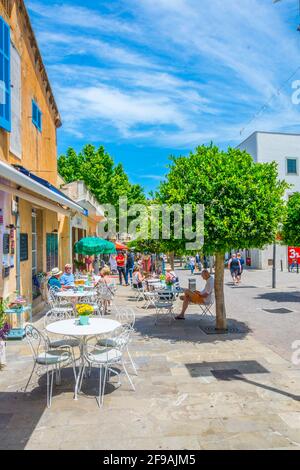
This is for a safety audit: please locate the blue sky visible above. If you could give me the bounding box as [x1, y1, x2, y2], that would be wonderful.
[27, 0, 300, 193]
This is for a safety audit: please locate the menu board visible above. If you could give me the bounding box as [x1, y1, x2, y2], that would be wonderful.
[20, 233, 28, 262]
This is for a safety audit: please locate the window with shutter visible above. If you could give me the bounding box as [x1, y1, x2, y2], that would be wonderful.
[32, 99, 42, 132]
[0, 16, 11, 132]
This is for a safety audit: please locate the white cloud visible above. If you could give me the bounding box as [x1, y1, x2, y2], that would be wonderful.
[29, 0, 300, 149]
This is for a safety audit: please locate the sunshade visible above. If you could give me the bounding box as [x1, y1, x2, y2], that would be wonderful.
[74, 237, 117, 255]
[115, 241, 128, 251]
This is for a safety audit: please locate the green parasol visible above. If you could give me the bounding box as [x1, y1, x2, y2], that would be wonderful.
[74, 237, 117, 256]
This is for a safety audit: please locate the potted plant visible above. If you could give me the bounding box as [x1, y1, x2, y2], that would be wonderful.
[0, 298, 10, 368]
[76, 304, 94, 325]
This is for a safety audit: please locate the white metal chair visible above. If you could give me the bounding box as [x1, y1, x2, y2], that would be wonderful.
[199, 296, 215, 321]
[97, 307, 137, 375]
[47, 287, 74, 315]
[43, 309, 80, 355]
[24, 324, 77, 408]
[154, 291, 175, 325]
[80, 330, 135, 407]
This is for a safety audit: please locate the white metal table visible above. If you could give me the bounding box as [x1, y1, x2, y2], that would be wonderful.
[46, 318, 121, 399]
[55, 290, 96, 299]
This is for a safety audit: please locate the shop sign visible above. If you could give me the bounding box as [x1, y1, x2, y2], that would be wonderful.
[288, 246, 300, 264]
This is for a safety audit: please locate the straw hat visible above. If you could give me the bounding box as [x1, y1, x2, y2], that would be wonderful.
[50, 267, 62, 276]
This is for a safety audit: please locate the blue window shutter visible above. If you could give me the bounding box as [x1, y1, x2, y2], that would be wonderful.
[32, 100, 42, 132]
[0, 16, 11, 132]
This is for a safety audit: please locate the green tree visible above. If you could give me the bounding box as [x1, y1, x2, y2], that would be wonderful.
[156, 144, 288, 330]
[58, 145, 145, 208]
[282, 192, 300, 246]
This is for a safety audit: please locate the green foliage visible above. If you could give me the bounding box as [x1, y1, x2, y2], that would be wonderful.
[156, 144, 288, 255]
[58, 145, 145, 208]
[282, 192, 300, 246]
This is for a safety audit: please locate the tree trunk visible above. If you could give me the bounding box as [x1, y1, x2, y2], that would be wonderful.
[215, 252, 227, 331]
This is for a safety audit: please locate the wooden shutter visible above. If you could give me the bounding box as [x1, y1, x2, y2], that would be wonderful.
[0, 16, 11, 132]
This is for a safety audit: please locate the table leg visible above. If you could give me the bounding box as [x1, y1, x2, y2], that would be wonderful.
[74, 339, 85, 400]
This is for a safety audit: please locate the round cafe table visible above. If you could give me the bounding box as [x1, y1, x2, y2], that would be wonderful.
[46, 318, 121, 400]
[55, 290, 95, 299]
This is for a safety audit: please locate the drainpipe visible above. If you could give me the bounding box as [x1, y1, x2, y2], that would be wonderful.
[15, 197, 21, 294]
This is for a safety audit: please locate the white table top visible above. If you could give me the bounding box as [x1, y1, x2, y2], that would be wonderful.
[55, 290, 95, 298]
[46, 317, 121, 337]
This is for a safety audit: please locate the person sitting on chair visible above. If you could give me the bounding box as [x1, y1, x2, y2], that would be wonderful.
[175, 269, 214, 320]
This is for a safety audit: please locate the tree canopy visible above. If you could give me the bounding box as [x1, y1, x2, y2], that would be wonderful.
[156, 144, 288, 255]
[156, 144, 288, 330]
[282, 192, 300, 246]
[58, 145, 145, 207]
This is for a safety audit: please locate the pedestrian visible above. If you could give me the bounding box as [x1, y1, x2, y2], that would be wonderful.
[189, 256, 196, 275]
[93, 255, 100, 275]
[236, 252, 245, 284]
[116, 251, 126, 285]
[195, 253, 202, 272]
[228, 253, 241, 285]
[125, 249, 135, 286]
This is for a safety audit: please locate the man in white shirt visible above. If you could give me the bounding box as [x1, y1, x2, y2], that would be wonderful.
[175, 270, 214, 320]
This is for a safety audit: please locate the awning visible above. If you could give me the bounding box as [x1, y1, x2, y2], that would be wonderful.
[0, 160, 86, 215]
[115, 241, 128, 251]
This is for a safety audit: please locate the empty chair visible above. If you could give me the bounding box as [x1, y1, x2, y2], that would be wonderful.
[154, 291, 175, 325]
[43, 309, 80, 354]
[97, 307, 137, 375]
[24, 325, 77, 408]
[80, 330, 135, 408]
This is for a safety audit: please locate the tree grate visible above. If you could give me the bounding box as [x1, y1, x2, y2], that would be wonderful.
[200, 325, 245, 335]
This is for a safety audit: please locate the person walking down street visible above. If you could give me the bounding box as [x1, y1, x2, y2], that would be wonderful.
[125, 249, 135, 286]
[195, 253, 202, 272]
[116, 251, 126, 285]
[228, 254, 241, 285]
[189, 256, 196, 275]
[236, 253, 245, 284]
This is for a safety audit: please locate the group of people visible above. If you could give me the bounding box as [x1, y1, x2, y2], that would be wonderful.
[228, 252, 245, 285]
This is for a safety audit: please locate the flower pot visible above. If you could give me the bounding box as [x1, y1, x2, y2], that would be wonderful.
[79, 316, 90, 326]
[0, 341, 6, 367]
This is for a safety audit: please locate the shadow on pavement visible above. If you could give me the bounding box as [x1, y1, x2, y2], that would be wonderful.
[255, 291, 300, 303]
[134, 313, 251, 344]
[0, 392, 45, 449]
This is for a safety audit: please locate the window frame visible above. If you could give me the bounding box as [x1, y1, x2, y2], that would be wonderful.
[32, 99, 42, 132]
[286, 157, 298, 176]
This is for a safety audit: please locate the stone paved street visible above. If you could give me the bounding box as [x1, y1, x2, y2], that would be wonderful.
[1, 268, 300, 450]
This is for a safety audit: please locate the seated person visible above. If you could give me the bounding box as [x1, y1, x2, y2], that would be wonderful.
[60, 264, 75, 289]
[165, 265, 179, 284]
[132, 267, 145, 289]
[48, 267, 63, 291]
[175, 269, 214, 320]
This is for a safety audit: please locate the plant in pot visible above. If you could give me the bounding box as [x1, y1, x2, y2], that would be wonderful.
[0, 298, 10, 369]
[76, 304, 94, 325]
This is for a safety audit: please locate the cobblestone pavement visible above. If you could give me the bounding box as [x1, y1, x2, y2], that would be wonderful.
[1, 270, 300, 450]
[177, 267, 300, 361]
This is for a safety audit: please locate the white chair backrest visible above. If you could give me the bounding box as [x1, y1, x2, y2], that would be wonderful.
[115, 307, 135, 330]
[25, 324, 49, 360]
[44, 308, 73, 329]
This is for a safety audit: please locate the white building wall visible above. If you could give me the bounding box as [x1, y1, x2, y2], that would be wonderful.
[237, 132, 300, 269]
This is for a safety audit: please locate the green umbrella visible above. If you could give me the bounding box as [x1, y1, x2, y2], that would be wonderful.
[74, 237, 117, 255]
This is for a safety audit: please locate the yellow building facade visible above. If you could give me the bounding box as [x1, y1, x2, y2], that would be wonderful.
[0, 1, 84, 314]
